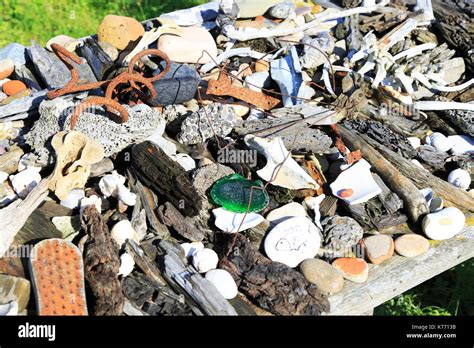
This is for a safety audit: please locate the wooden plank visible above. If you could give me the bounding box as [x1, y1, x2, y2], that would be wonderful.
[324, 226, 474, 315]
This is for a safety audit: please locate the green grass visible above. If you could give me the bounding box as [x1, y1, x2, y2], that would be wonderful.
[0, 0, 207, 47]
[1, 0, 473, 317]
[375, 259, 474, 316]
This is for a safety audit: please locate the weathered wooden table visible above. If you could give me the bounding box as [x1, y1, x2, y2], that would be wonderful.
[324, 223, 474, 315]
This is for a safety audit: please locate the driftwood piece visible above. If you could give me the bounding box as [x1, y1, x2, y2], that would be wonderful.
[126, 168, 169, 238]
[131, 141, 202, 217]
[325, 225, 474, 314]
[356, 132, 474, 212]
[218, 234, 329, 315]
[343, 119, 416, 159]
[81, 205, 124, 315]
[234, 117, 336, 154]
[339, 125, 429, 223]
[416, 145, 450, 171]
[155, 240, 238, 316]
[343, 173, 407, 230]
[0, 179, 49, 257]
[157, 202, 206, 242]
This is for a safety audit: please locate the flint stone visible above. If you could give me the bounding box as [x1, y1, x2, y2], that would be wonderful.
[0, 43, 28, 67]
[77, 38, 115, 80]
[152, 62, 199, 105]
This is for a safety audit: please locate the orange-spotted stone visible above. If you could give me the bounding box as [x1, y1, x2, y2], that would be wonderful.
[360, 235, 394, 265]
[2, 80, 27, 96]
[332, 257, 368, 283]
[29, 239, 88, 316]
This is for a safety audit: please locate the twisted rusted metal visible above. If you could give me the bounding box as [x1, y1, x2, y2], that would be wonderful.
[48, 43, 171, 130]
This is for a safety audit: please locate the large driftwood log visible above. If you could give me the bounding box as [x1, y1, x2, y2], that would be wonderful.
[218, 234, 329, 315]
[81, 205, 124, 315]
[354, 131, 474, 212]
[338, 126, 429, 223]
[131, 141, 202, 217]
[154, 240, 238, 316]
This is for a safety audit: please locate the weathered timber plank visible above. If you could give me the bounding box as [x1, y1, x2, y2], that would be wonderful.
[324, 226, 474, 315]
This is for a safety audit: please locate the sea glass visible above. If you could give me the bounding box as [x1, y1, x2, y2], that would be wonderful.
[210, 173, 269, 213]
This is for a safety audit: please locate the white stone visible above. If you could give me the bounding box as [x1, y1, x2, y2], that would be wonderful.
[212, 207, 264, 233]
[244, 135, 319, 190]
[173, 153, 196, 171]
[9, 167, 41, 198]
[118, 252, 135, 277]
[422, 207, 466, 240]
[181, 241, 204, 258]
[448, 169, 471, 190]
[330, 159, 382, 205]
[264, 217, 321, 268]
[99, 171, 136, 206]
[425, 132, 454, 152]
[60, 189, 85, 209]
[0, 301, 18, 316]
[158, 27, 217, 64]
[447, 135, 474, 154]
[266, 202, 307, 226]
[192, 248, 218, 273]
[244, 71, 272, 92]
[0, 171, 8, 183]
[205, 269, 238, 299]
[111, 220, 138, 248]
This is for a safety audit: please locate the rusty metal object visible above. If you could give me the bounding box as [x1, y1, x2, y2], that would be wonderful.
[48, 44, 170, 130]
[330, 124, 362, 164]
[207, 73, 280, 110]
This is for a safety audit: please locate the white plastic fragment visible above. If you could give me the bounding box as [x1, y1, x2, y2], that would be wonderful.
[212, 208, 264, 233]
[118, 252, 135, 277]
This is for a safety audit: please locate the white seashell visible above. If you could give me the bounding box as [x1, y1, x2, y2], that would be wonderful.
[264, 217, 320, 268]
[212, 208, 264, 233]
[9, 167, 41, 198]
[425, 132, 454, 152]
[99, 171, 136, 206]
[192, 248, 218, 273]
[266, 202, 307, 226]
[181, 241, 205, 258]
[118, 252, 135, 277]
[110, 220, 138, 248]
[0, 300, 18, 316]
[422, 207, 466, 240]
[205, 269, 238, 299]
[447, 135, 474, 155]
[244, 135, 319, 190]
[60, 189, 85, 209]
[407, 137, 421, 149]
[79, 195, 102, 215]
[330, 159, 382, 205]
[303, 194, 326, 230]
[448, 169, 471, 190]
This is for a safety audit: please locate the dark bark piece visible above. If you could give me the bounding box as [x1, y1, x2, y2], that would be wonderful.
[157, 202, 206, 242]
[76, 38, 115, 80]
[424, 112, 458, 136]
[338, 125, 429, 223]
[81, 205, 124, 316]
[217, 234, 329, 315]
[343, 119, 416, 159]
[416, 145, 450, 171]
[131, 141, 202, 217]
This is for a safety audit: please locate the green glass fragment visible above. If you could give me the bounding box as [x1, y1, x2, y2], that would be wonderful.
[210, 173, 269, 213]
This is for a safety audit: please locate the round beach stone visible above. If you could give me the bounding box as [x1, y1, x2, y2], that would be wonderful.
[264, 217, 320, 268]
[394, 234, 430, 257]
[98, 15, 145, 50]
[266, 202, 307, 225]
[300, 259, 344, 294]
[205, 269, 238, 299]
[332, 258, 368, 283]
[422, 207, 466, 240]
[361, 235, 394, 265]
[158, 27, 217, 64]
[0, 59, 14, 80]
[192, 248, 218, 273]
[0, 43, 27, 66]
[2, 80, 27, 96]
